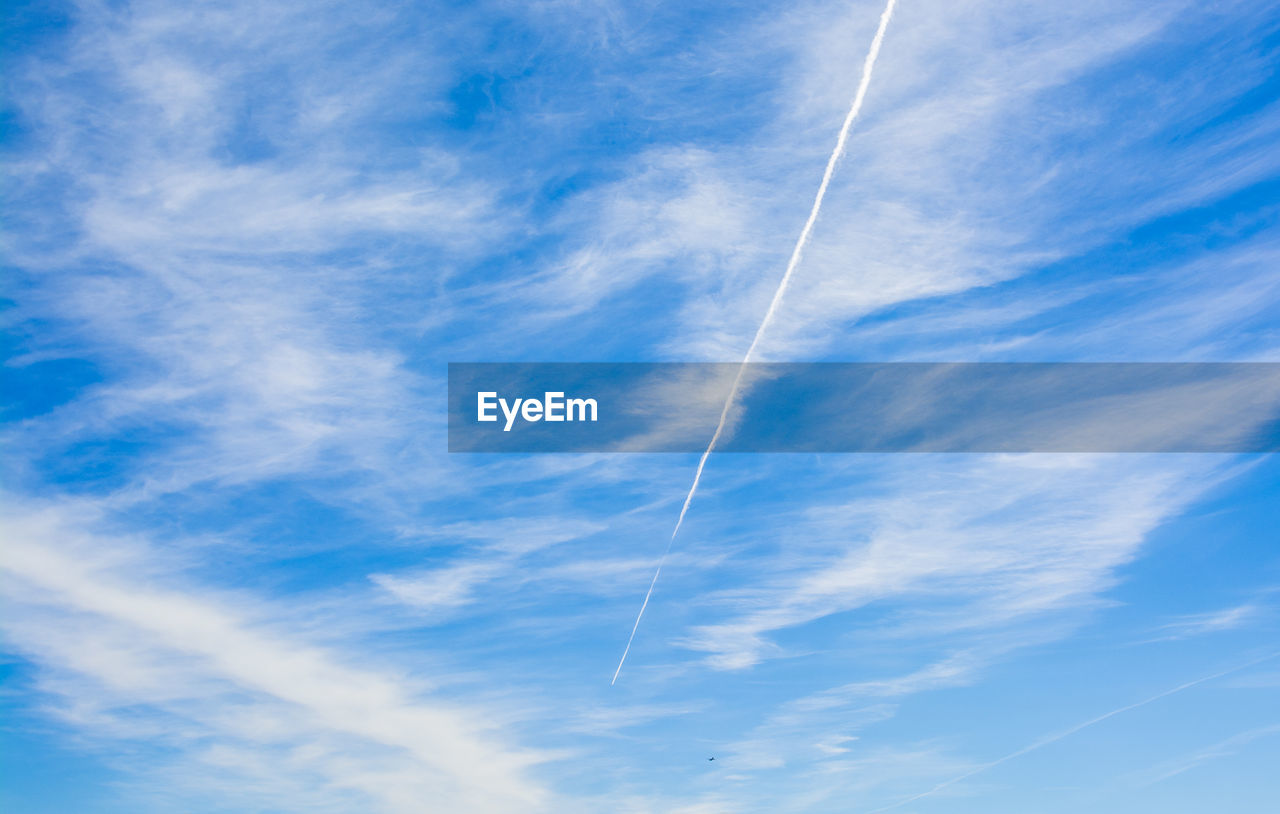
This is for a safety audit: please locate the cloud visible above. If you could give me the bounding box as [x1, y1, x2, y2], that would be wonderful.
[372, 563, 506, 614]
[0, 503, 554, 813]
[675, 455, 1222, 671]
[1146, 603, 1262, 642]
[1135, 723, 1280, 786]
[3, 0, 1278, 811]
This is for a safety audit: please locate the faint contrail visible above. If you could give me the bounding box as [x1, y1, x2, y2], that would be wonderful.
[866, 650, 1280, 812]
[611, 0, 900, 686]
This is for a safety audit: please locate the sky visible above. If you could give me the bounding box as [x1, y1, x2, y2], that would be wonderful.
[2, 0, 1279, 812]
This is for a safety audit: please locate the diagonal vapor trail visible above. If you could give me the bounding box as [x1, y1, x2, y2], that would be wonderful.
[611, 0, 900, 686]
[865, 650, 1280, 812]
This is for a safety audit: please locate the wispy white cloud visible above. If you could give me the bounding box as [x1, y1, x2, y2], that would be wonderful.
[0, 503, 555, 813]
[1144, 603, 1262, 643]
[676, 456, 1222, 671]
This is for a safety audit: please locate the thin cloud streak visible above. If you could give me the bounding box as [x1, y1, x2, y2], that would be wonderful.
[611, 0, 900, 685]
[867, 651, 1280, 812]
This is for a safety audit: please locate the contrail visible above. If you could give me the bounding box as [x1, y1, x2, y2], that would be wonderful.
[866, 650, 1280, 812]
[611, 0, 900, 686]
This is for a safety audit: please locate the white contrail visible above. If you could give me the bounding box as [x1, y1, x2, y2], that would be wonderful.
[866, 651, 1280, 812]
[611, 0, 900, 686]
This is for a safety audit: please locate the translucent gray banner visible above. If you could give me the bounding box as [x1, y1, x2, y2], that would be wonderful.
[447, 363, 1280, 453]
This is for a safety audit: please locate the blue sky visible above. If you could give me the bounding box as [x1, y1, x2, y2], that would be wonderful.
[2, 0, 1279, 812]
